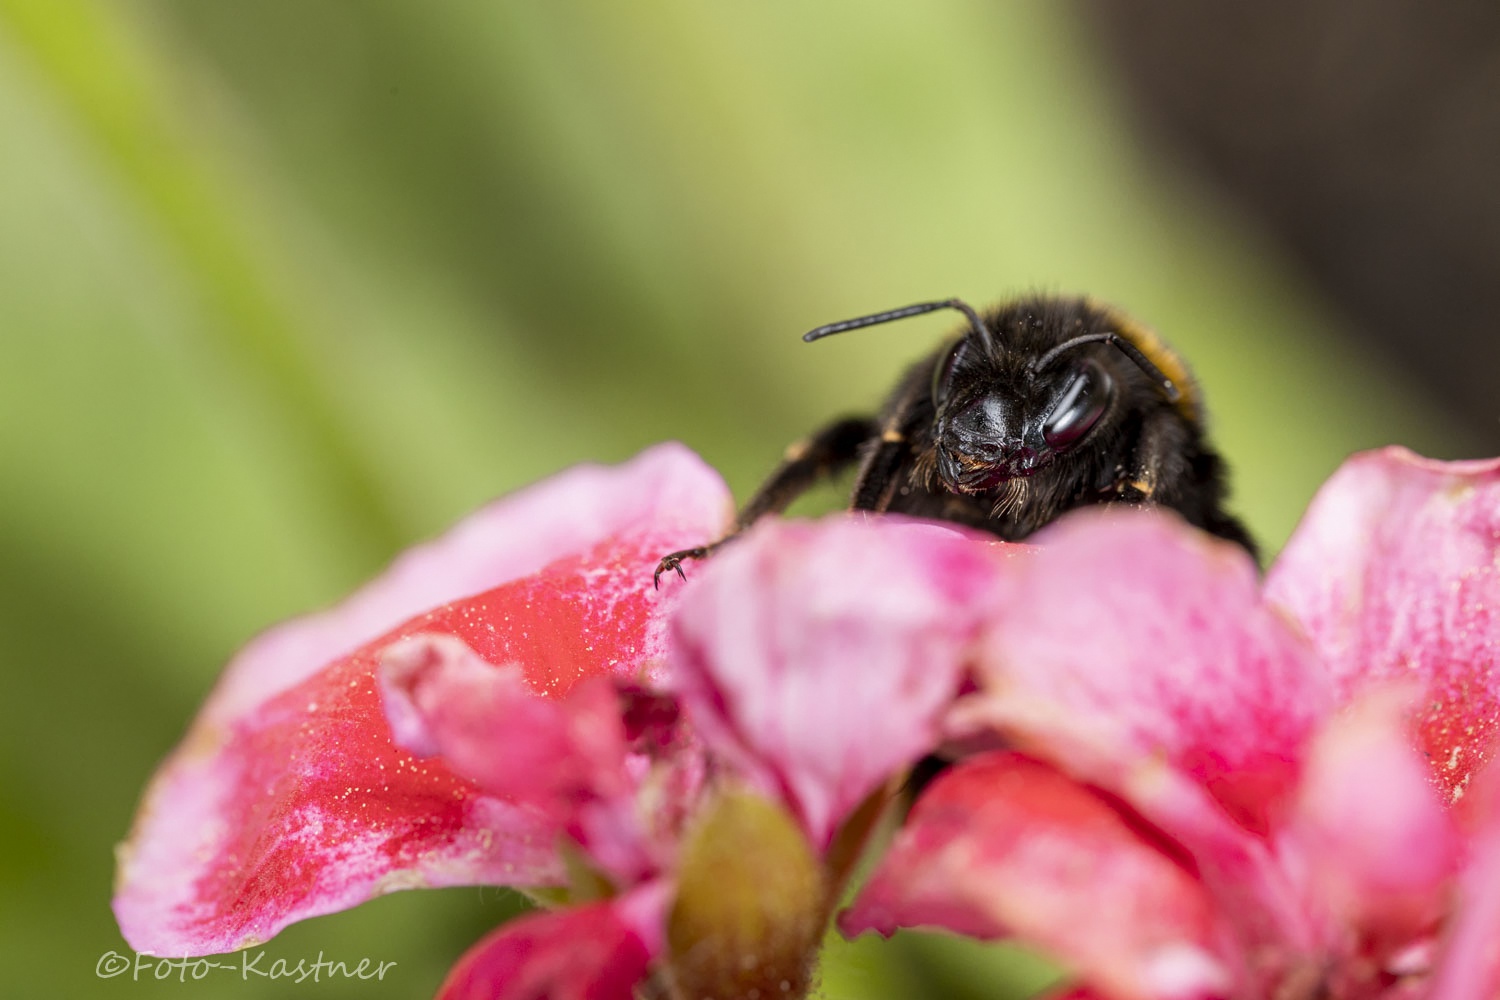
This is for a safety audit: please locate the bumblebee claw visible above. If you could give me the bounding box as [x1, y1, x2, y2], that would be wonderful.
[653, 546, 711, 588]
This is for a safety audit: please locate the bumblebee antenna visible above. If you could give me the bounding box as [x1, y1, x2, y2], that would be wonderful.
[1032, 333, 1181, 403]
[803, 298, 996, 354]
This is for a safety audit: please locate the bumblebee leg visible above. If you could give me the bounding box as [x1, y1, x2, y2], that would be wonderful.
[850, 378, 926, 512]
[1119, 409, 1191, 505]
[736, 416, 878, 524]
[653, 546, 707, 589]
[653, 416, 877, 587]
[849, 428, 909, 512]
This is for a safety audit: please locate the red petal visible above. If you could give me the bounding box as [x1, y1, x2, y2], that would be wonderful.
[436, 895, 659, 1000]
[669, 516, 1012, 848]
[842, 752, 1229, 1000]
[380, 635, 658, 882]
[1284, 687, 1459, 951]
[967, 508, 1331, 838]
[1266, 448, 1500, 809]
[1430, 760, 1500, 1000]
[380, 634, 632, 804]
[114, 446, 730, 955]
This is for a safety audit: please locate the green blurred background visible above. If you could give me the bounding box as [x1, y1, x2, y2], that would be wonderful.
[0, 2, 1473, 998]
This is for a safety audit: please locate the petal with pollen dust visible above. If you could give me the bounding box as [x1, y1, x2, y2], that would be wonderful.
[113, 445, 730, 956]
[379, 633, 658, 882]
[1429, 760, 1500, 1000]
[1284, 687, 1459, 949]
[1265, 447, 1500, 811]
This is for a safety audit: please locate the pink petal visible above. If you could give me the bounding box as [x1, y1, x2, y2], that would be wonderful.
[842, 752, 1230, 1000]
[114, 446, 730, 955]
[1430, 760, 1500, 1000]
[379, 634, 632, 806]
[436, 891, 664, 1000]
[379, 634, 654, 881]
[1265, 447, 1500, 807]
[669, 516, 1011, 848]
[209, 442, 730, 724]
[963, 508, 1332, 839]
[1283, 687, 1459, 953]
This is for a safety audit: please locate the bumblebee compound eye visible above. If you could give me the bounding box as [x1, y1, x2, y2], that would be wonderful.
[1043, 362, 1112, 451]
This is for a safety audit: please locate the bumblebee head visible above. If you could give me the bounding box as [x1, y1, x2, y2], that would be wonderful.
[803, 296, 1183, 497]
[929, 335, 1115, 493]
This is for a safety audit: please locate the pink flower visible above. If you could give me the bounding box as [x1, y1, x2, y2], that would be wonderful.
[113, 445, 730, 964]
[112, 443, 1008, 998]
[113, 439, 1500, 1000]
[843, 448, 1500, 1000]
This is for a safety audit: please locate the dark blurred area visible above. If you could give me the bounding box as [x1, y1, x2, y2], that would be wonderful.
[1089, 0, 1500, 450]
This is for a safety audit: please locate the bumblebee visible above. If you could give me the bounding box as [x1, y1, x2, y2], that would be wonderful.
[656, 295, 1255, 584]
